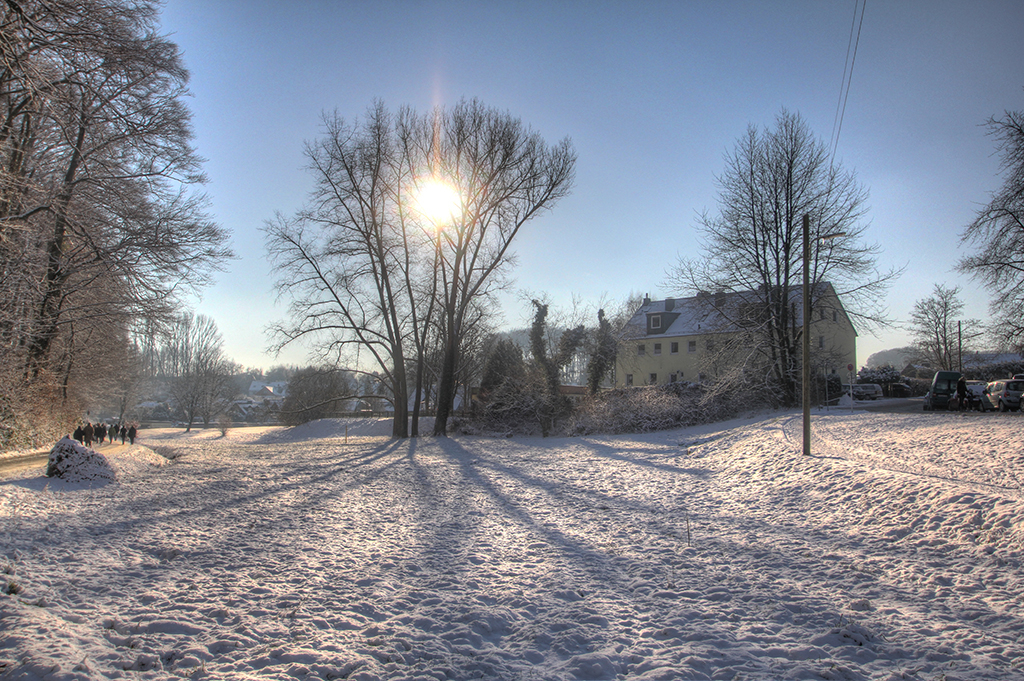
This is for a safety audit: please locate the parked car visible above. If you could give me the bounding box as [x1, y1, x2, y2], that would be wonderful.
[855, 383, 883, 400]
[889, 383, 912, 398]
[923, 370, 963, 411]
[983, 379, 1024, 412]
[841, 383, 883, 400]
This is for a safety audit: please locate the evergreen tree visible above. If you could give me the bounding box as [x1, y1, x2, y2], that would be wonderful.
[586, 309, 617, 395]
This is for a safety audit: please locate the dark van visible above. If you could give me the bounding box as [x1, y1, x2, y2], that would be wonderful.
[923, 370, 963, 411]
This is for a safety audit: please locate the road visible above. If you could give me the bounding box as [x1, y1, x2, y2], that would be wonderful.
[0, 453, 47, 476]
[858, 396, 1024, 415]
[860, 396, 927, 414]
[0, 441, 130, 478]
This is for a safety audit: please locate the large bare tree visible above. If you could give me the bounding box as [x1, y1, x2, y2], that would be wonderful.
[666, 109, 898, 406]
[0, 0, 231, 425]
[908, 284, 980, 372]
[265, 99, 575, 438]
[264, 102, 419, 437]
[959, 104, 1024, 346]
[426, 100, 576, 435]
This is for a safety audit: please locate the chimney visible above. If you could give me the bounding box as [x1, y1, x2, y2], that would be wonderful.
[665, 298, 675, 311]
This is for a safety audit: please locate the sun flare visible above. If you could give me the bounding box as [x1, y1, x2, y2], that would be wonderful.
[416, 179, 461, 224]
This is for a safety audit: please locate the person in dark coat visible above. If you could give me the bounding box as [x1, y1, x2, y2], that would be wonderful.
[109, 425, 117, 443]
[73, 425, 84, 443]
[127, 424, 137, 445]
[120, 424, 127, 444]
[956, 376, 969, 412]
[96, 423, 106, 444]
[83, 422, 94, 447]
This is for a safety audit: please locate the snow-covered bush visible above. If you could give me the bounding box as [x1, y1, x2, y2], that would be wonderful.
[46, 437, 116, 483]
[473, 373, 547, 436]
[217, 412, 232, 436]
[568, 386, 684, 435]
[857, 365, 903, 389]
[568, 382, 759, 436]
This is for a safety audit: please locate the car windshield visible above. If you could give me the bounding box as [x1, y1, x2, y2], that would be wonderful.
[1007, 381, 1024, 392]
[935, 379, 955, 391]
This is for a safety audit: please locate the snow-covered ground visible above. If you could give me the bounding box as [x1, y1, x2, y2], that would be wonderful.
[2, 411, 1023, 680]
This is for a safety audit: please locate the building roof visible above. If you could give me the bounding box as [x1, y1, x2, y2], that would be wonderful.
[623, 283, 852, 339]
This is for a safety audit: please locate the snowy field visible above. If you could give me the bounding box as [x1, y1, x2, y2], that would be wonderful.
[2, 410, 1023, 680]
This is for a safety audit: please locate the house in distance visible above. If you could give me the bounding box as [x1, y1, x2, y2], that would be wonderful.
[615, 284, 857, 388]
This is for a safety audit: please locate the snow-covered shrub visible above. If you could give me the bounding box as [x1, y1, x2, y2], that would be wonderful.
[474, 373, 546, 436]
[46, 437, 116, 483]
[217, 412, 232, 436]
[568, 382, 759, 435]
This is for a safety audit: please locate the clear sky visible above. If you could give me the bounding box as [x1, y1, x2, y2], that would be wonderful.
[158, 0, 1024, 371]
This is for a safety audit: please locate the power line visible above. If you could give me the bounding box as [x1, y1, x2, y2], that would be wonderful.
[830, 0, 866, 165]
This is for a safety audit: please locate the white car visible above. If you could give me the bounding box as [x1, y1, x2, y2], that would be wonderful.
[843, 383, 883, 400]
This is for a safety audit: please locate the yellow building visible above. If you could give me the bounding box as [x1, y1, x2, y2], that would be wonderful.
[614, 284, 857, 388]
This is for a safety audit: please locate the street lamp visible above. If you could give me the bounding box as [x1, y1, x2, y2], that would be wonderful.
[802, 213, 846, 456]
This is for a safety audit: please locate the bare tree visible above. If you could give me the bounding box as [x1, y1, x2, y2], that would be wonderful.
[665, 109, 899, 406]
[264, 102, 418, 437]
[428, 100, 576, 435]
[279, 366, 355, 426]
[161, 313, 232, 431]
[0, 0, 230, 440]
[266, 99, 575, 438]
[959, 104, 1024, 346]
[908, 284, 981, 372]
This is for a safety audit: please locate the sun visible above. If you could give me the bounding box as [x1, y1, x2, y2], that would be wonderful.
[415, 178, 461, 224]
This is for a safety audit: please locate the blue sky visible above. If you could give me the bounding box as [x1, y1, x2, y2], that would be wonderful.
[158, 0, 1024, 371]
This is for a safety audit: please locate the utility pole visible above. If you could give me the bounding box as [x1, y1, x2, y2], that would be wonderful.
[958, 320, 963, 373]
[803, 214, 811, 456]
[802, 214, 845, 457]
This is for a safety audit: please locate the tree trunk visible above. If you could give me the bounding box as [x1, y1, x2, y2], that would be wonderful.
[433, 334, 458, 436]
[24, 122, 86, 380]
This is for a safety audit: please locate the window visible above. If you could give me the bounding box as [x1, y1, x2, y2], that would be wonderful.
[653, 343, 662, 355]
[626, 374, 633, 386]
[818, 336, 825, 349]
[833, 310, 838, 322]
[688, 340, 697, 353]
[638, 344, 646, 356]
[649, 373, 657, 384]
[670, 342, 679, 354]
[650, 315, 661, 330]
[669, 372, 678, 383]
[820, 309, 826, 321]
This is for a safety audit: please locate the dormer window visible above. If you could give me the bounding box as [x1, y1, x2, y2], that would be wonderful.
[650, 315, 661, 330]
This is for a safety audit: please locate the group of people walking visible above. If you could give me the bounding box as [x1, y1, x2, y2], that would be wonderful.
[72, 421, 136, 447]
